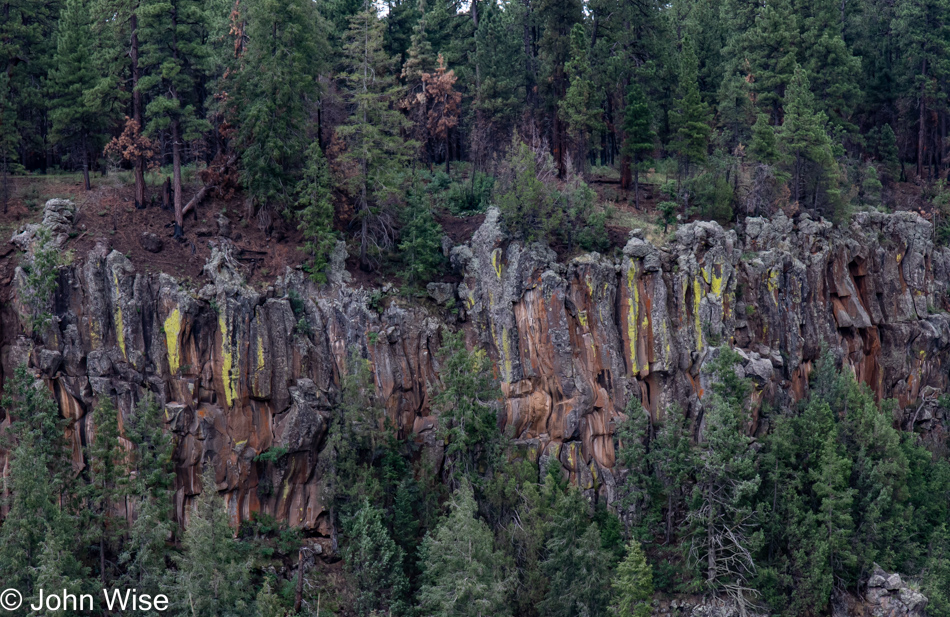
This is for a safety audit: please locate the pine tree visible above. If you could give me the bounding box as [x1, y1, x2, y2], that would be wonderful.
[621, 82, 655, 210]
[84, 396, 128, 586]
[535, 0, 583, 176]
[611, 539, 654, 617]
[0, 365, 78, 603]
[892, 0, 950, 179]
[418, 480, 512, 617]
[749, 113, 780, 165]
[322, 352, 385, 515]
[295, 142, 337, 284]
[171, 465, 251, 617]
[559, 23, 602, 171]
[0, 0, 60, 203]
[398, 178, 444, 285]
[29, 533, 88, 617]
[471, 0, 525, 164]
[723, 0, 798, 123]
[337, 6, 416, 270]
[138, 0, 211, 237]
[778, 67, 840, 215]
[236, 0, 327, 212]
[924, 524, 950, 617]
[877, 123, 901, 184]
[668, 36, 711, 176]
[650, 404, 696, 545]
[344, 500, 409, 616]
[47, 0, 108, 190]
[254, 580, 285, 617]
[689, 350, 760, 607]
[431, 330, 501, 483]
[91, 0, 149, 207]
[496, 137, 561, 242]
[539, 488, 615, 617]
[615, 397, 657, 533]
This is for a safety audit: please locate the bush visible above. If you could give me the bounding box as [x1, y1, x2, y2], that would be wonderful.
[496, 138, 561, 242]
[443, 171, 494, 215]
[688, 171, 733, 224]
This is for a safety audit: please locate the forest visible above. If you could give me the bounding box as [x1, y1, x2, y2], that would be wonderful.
[2, 0, 950, 615]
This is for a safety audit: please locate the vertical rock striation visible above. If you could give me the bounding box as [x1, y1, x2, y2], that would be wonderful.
[2, 202, 948, 533]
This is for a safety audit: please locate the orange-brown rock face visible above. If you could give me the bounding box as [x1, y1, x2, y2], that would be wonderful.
[3, 203, 949, 534]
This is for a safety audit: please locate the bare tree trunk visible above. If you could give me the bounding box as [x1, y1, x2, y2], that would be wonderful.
[919, 58, 927, 180]
[634, 165, 640, 210]
[82, 134, 91, 190]
[172, 120, 183, 238]
[707, 489, 717, 585]
[131, 12, 146, 209]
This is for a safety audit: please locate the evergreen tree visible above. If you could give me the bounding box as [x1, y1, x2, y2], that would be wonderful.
[778, 67, 840, 216]
[924, 524, 950, 617]
[418, 480, 512, 617]
[877, 123, 901, 184]
[689, 350, 760, 607]
[471, 0, 525, 164]
[322, 352, 385, 516]
[496, 137, 561, 242]
[398, 178, 444, 285]
[749, 113, 780, 165]
[237, 0, 327, 212]
[650, 404, 696, 546]
[621, 82, 655, 209]
[138, 0, 211, 237]
[0, 365, 78, 604]
[794, 0, 862, 131]
[615, 397, 658, 533]
[344, 500, 409, 616]
[559, 23, 602, 171]
[47, 0, 108, 190]
[170, 465, 251, 617]
[89, 0, 149, 207]
[254, 580, 285, 617]
[538, 488, 615, 617]
[84, 396, 128, 586]
[295, 142, 337, 284]
[29, 533, 88, 617]
[611, 539, 654, 617]
[338, 5, 416, 270]
[668, 36, 711, 176]
[535, 0, 583, 176]
[431, 330, 501, 484]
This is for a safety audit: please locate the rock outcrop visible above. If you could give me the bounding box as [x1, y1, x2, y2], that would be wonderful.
[2, 201, 949, 535]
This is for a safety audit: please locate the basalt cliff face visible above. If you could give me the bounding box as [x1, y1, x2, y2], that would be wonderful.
[3, 202, 949, 540]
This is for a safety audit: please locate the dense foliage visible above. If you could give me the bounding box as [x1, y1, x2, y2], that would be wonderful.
[8, 0, 950, 276]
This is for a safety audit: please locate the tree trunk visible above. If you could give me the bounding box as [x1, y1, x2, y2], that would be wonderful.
[82, 134, 91, 191]
[634, 165, 640, 210]
[172, 120, 183, 238]
[293, 549, 306, 613]
[794, 151, 801, 205]
[131, 12, 146, 209]
[707, 488, 717, 585]
[919, 58, 927, 180]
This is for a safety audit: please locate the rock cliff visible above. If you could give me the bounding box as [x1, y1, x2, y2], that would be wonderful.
[3, 201, 949, 538]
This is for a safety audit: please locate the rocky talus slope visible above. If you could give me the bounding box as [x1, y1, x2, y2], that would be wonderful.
[3, 201, 948, 549]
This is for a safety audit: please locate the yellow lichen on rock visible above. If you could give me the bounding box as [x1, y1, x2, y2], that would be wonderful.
[627, 263, 640, 374]
[112, 270, 126, 359]
[164, 308, 182, 374]
[694, 275, 703, 351]
[219, 311, 239, 408]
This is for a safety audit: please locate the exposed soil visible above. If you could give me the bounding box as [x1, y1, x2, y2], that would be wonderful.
[1, 175, 310, 288]
[3, 171, 935, 296]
